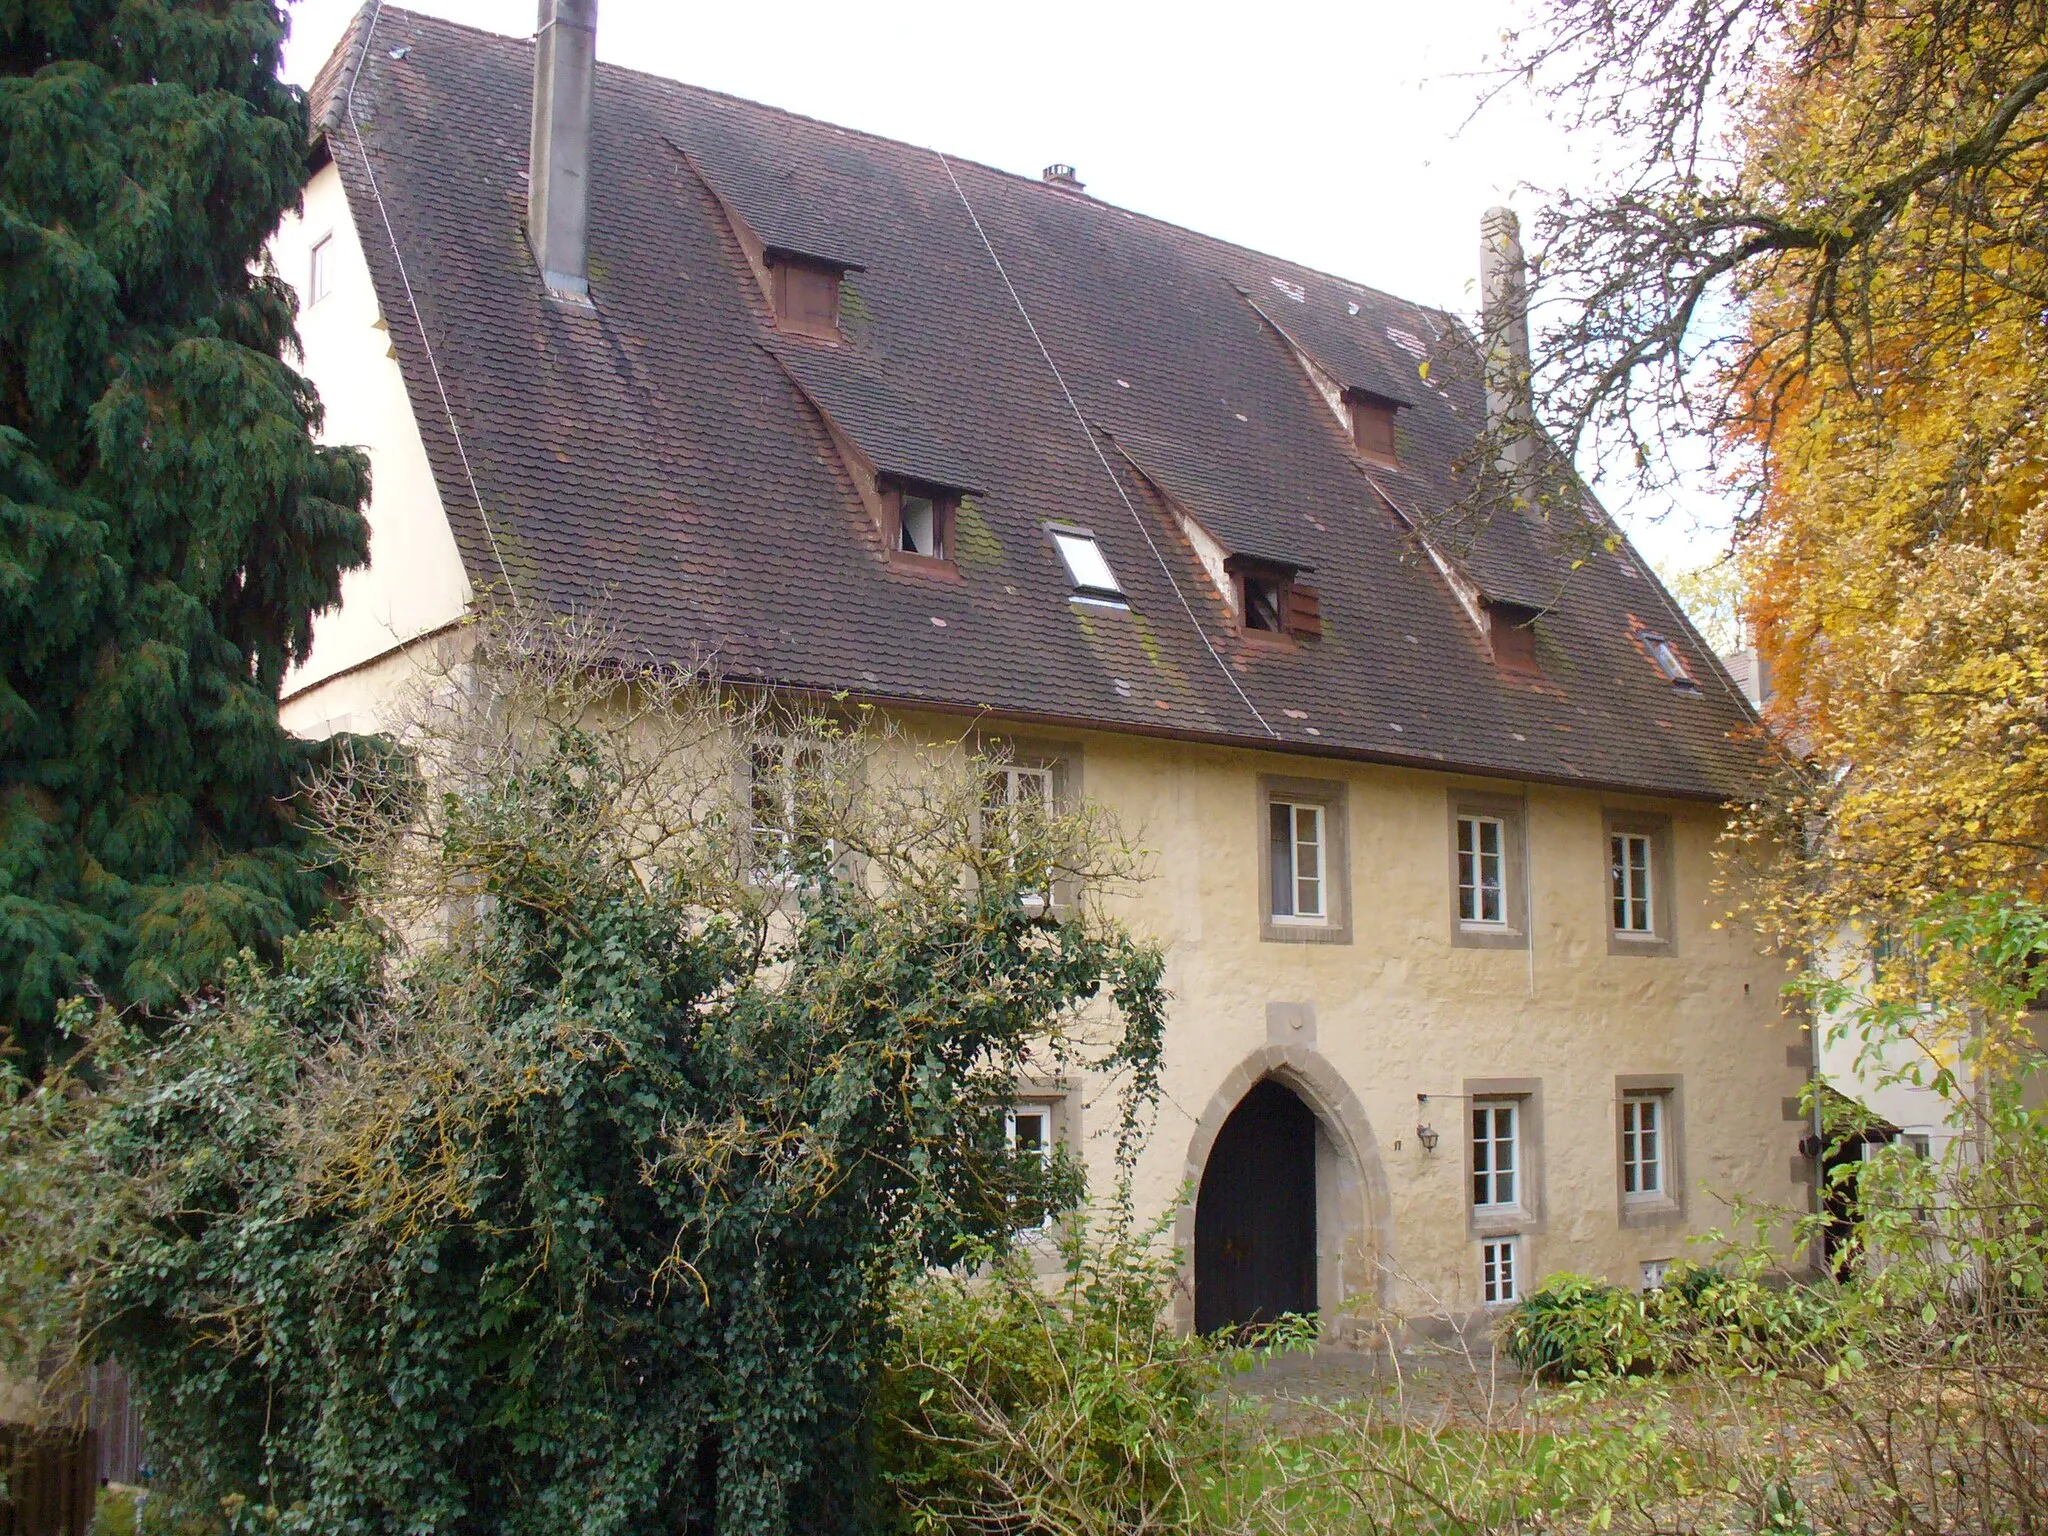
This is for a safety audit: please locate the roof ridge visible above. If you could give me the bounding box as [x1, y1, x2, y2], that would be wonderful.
[355, 4, 1467, 328]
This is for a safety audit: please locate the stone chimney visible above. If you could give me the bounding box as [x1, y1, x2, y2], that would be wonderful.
[1479, 206, 1534, 471]
[528, 0, 597, 301]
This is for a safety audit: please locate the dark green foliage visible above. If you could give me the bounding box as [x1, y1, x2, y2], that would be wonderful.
[1500, 1272, 1658, 1381]
[873, 1219, 1280, 1534]
[1502, 1264, 1846, 1380]
[5, 690, 1167, 1536]
[0, 1, 372, 1062]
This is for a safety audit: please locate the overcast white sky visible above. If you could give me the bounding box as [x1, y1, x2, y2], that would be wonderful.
[280, 0, 1731, 572]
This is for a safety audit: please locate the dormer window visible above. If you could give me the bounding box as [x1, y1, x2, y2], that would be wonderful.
[1048, 526, 1124, 602]
[1228, 556, 1322, 641]
[1243, 570, 1287, 631]
[1347, 392, 1399, 467]
[769, 254, 845, 340]
[884, 479, 956, 564]
[1639, 631, 1699, 690]
[1486, 601, 1541, 675]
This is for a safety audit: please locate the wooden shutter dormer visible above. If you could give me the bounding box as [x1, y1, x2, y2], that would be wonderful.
[1285, 583, 1323, 639]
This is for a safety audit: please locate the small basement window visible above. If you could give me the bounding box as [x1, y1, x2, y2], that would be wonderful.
[1347, 393, 1398, 466]
[1639, 631, 1698, 690]
[769, 255, 844, 340]
[1049, 527, 1124, 601]
[886, 480, 956, 562]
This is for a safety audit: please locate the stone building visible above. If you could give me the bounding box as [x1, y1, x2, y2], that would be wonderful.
[275, 1, 1809, 1331]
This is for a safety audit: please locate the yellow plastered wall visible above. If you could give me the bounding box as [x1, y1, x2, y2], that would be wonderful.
[989, 725, 1808, 1323]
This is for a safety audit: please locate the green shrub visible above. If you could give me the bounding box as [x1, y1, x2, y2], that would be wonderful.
[873, 1215, 1309, 1534]
[1503, 1263, 1852, 1382]
[1500, 1272, 1657, 1380]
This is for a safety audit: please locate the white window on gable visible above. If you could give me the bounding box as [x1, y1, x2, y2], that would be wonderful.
[1621, 1093, 1664, 1199]
[309, 233, 334, 305]
[1049, 527, 1123, 601]
[1481, 1235, 1520, 1304]
[1268, 800, 1325, 922]
[1472, 1101, 1519, 1209]
[1612, 832, 1654, 934]
[1457, 814, 1506, 926]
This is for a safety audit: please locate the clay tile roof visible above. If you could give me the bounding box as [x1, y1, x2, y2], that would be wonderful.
[311, 6, 1771, 800]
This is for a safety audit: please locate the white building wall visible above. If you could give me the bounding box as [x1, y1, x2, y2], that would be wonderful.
[272, 160, 472, 737]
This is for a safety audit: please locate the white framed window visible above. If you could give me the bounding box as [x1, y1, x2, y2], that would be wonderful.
[1640, 1258, 1671, 1293]
[1049, 527, 1123, 601]
[1005, 1102, 1056, 1234]
[1471, 1101, 1519, 1209]
[1481, 1235, 1520, 1304]
[1005, 1105, 1052, 1165]
[989, 763, 1053, 818]
[1611, 832, 1654, 934]
[1621, 1093, 1664, 1198]
[1268, 800, 1325, 922]
[748, 738, 828, 879]
[986, 762, 1056, 911]
[1457, 814, 1506, 925]
[309, 233, 333, 305]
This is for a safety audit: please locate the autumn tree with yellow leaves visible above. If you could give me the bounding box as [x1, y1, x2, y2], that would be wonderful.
[1507, 0, 2048, 944]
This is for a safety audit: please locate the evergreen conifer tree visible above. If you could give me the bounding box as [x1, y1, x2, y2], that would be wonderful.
[1, 2, 370, 1063]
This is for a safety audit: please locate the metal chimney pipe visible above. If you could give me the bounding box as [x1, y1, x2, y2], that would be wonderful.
[1479, 206, 1534, 471]
[529, 0, 597, 301]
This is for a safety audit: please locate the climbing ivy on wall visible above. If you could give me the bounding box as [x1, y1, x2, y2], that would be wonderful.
[1, 618, 1167, 1536]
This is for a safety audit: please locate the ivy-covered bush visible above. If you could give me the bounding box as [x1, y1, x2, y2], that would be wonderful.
[0, 616, 1167, 1536]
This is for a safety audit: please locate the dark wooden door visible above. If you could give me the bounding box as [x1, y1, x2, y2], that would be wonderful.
[1195, 1078, 1317, 1333]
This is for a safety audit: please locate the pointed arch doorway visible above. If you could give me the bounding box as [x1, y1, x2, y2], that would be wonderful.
[1194, 1078, 1318, 1332]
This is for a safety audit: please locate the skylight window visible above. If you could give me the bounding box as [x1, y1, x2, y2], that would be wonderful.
[1049, 528, 1123, 600]
[1640, 632, 1699, 690]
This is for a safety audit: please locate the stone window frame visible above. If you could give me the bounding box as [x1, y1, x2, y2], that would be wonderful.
[1604, 810, 1678, 957]
[1464, 1077, 1544, 1237]
[1258, 774, 1352, 945]
[1615, 1074, 1686, 1228]
[976, 735, 1085, 917]
[1011, 1076, 1081, 1274]
[1448, 789, 1529, 951]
